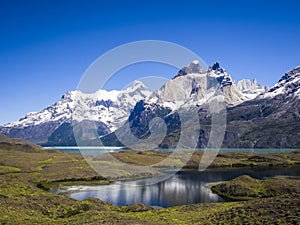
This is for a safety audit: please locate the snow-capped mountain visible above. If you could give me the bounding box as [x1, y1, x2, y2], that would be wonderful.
[101, 64, 300, 149]
[146, 61, 248, 110]
[71, 80, 151, 131]
[237, 79, 268, 99]
[262, 66, 300, 100]
[4, 60, 297, 148]
[101, 61, 263, 148]
[0, 81, 151, 144]
[224, 66, 300, 148]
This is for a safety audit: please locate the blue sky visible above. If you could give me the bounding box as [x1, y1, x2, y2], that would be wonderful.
[1, 0, 300, 125]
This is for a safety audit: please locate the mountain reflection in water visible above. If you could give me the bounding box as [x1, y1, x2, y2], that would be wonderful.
[66, 167, 300, 207]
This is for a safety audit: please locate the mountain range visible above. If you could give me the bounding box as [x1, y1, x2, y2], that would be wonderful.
[1, 62, 299, 148]
[0, 81, 151, 145]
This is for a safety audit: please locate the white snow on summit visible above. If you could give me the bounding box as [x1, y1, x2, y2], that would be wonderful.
[3, 81, 151, 132]
[1, 61, 282, 145]
[260, 66, 300, 100]
[146, 61, 248, 110]
[237, 79, 268, 100]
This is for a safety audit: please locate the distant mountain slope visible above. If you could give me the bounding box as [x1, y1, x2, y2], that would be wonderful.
[0, 133, 43, 152]
[228, 66, 300, 148]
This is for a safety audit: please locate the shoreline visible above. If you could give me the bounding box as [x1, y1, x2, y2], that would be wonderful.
[1, 137, 300, 224]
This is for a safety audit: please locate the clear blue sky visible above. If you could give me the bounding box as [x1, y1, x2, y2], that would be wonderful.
[1, 0, 300, 125]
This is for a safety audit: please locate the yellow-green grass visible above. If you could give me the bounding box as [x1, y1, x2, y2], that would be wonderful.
[0, 135, 299, 224]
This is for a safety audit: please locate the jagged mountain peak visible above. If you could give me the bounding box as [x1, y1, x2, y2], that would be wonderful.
[208, 61, 226, 74]
[102, 65, 300, 149]
[206, 62, 234, 89]
[131, 80, 147, 88]
[212, 61, 220, 70]
[146, 61, 244, 110]
[263, 66, 300, 99]
[237, 78, 268, 100]
[174, 61, 228, 78]
[122, 80, 150, 95]
[173, 60, 206, 79]
[173, 61, 231, 84]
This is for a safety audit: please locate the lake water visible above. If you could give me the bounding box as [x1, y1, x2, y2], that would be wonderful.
[43, 146, 298, 157]
[60, 167, 300, 208]
[43, 146, 124, 157]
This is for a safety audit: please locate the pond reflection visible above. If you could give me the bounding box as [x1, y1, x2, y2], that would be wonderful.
[67, 167, 300, 207]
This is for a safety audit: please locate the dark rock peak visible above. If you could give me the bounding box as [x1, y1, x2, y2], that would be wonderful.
[279, 66, 300, 83]
[209, 62, 226, 73]
[212, 62, 220, 70]
[173, 61, 228, 80]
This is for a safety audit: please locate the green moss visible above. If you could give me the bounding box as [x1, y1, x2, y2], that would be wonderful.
[211, 175, 300, 201]
[0, 165, 21, 174]
[37, 176, 111, 191]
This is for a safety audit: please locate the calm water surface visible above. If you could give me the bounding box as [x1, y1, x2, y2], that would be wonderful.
[62, 167, 300, 208]
[44, 146, 298, 157]
[43, 146, 124, 157]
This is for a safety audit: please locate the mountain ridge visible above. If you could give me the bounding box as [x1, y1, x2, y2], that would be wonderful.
[100, 65, 300, 149]
[0, 81, 151, 144]
[3, 61, 294, 148]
